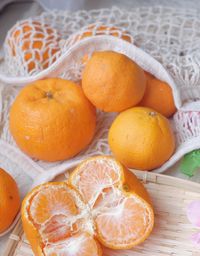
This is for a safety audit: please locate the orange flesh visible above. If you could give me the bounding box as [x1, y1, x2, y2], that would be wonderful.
[71, 160, 120, 205]
[95, 194, 152, 248]
[29, 187, 77, 224]
[22, 157, 154, 255]
[43, 232, 101, 256]
[69, 157, 154, 249]
[24, 183, 101, 256]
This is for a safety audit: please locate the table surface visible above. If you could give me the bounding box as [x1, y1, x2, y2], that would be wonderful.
[1, 0, 200, 254]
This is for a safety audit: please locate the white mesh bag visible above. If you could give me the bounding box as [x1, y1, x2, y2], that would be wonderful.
[3, 19, 61, 76]
[0, 6, 200, 211]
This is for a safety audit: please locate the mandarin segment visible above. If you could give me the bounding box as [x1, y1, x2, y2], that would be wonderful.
[43, 232, 102, 256]
[69, 157, 121, 205]
[40, 215, 72, 243]
[95, 195, 153, 249]
[29, 186, 77, 224]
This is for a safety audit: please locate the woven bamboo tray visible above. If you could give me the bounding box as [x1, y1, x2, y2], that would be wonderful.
[4, 169, 200, 256]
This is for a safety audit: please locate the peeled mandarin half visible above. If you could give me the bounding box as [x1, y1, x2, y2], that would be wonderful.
[22, 156, 154, 255]
[69, 156, 154, 249]
[82, 51, 146, 112]
[22, 182, 102, 256]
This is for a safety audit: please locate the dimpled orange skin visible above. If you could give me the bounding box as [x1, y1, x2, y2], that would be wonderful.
[9, 78, 96, 162]
[82, 51, 146, 112]
[108, 107, 175, 171]
[0, 168, 20, 233]
[139, 72, 176, 117]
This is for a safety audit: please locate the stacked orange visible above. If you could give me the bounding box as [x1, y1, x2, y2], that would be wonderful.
[22, 156, 154, 255]
[82, 50, 176, 171]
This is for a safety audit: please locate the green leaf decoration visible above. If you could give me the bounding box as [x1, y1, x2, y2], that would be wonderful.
[180, 150, 200, 177]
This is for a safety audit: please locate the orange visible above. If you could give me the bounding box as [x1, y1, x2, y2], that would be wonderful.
[139, 72, 176, 117]
[6, 20, 61, 72]
[108, 107, 175, 170]
[82, 51, 146, 112]
[73, 23, 133, 43]
[70, 23, 133, 65]
[21, 182, 102, 256]
[22, 156, 154, 255]
[0, 168, 20, 233]
[66, 24, 133, 66]
[9, 78, 96, 162]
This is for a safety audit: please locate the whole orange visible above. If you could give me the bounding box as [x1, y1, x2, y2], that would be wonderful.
[6, 20, 61, 72]
[9, 78, 96, 162]
[139, 72, 176, 117]
[0, 168, 20, 233]
[82, 51, 146, 112]
[71, 24, 133, 65]
[74, 23, 133, 43]
[108, 107, 175, 170]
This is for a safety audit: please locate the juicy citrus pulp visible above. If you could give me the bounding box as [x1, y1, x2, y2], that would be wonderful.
[22, 156, 154, 255]
[69, 156, 154, 249]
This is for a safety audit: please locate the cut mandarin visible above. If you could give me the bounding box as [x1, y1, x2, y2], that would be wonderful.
[69, 156, 154, 249]
[22, 182, 100, 256]
[22, 156, 154, 255]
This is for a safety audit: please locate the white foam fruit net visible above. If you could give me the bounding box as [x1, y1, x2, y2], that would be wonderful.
[1, 6, 200, 189]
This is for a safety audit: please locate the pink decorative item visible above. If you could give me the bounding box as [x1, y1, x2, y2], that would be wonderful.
[191, 232, 200, 247]
[187, 201, 200, 227]
[187, 201, 200, 247]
